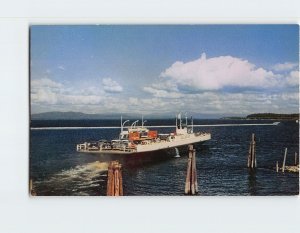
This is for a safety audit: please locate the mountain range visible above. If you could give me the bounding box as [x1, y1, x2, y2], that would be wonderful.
[30, 111, 225, 120]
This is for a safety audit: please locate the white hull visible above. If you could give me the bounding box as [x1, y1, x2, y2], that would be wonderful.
[77, 133, 210, 155]
[136, 133, 210, 152]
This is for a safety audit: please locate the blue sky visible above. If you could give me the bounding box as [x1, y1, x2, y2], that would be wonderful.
[30, 25, 299, 117]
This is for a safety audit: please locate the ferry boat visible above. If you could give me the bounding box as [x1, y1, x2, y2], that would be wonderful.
[76, 114, 211, 155]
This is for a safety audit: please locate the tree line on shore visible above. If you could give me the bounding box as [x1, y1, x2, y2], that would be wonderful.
[246, 113, 299, 120]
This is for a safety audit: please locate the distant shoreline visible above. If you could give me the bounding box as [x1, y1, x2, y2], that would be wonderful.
[221, 113, 299, 120]
[31, 111, 299, 121]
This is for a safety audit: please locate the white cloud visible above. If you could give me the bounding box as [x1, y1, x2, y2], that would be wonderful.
[129, 97, 139, 105]
[139, 54, 298, 116]
[143, 86, 183, 98]
[31, 87, 104, 106]
[31, 78, 105, 106]
[102, 78, 123, 93]
[31, 58, 299, 116]
[123, 91, 298, 116]
[31, 77, 127, 114]
[286, 70, 299, 87]
[31, 78, 63, 90]
[272, 62, 298, 72]
[160, 53, 279, 91]
[31, 88, 59, 104]
[58, 65, 65, 71]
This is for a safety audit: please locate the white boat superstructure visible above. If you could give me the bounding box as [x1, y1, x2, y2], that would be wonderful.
[76, 114, 211, 154]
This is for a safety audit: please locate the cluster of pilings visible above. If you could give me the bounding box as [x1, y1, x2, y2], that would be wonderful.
[107, 161, 123, 196]
[106, 145, 200, 196]
[246, 133, 298, 173]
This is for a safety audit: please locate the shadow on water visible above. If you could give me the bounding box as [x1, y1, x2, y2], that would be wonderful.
[247, 169, 257, 195]
[94, 147, 185, 169]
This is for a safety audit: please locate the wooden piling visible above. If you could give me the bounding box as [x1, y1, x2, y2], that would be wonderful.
[251, 134, 255, 168]
[247, 133, 256, 169]
[29, 179, 32, 193]
[185, 145, 198, 195]
[29, 179, 36, 196]
[191, 150, 196, 195]
[247, 141, 251, 167]
[276, 161, 279, 173]
[114, 168, 119, 196]
[295, 152, 298, 166]
[282, 148, 287, 173]
[118, 164, 123, 196]
[106, 163, 113, 195]
[184, 147, 193, 195]
[107, 161, 123, 196]
[193, 149, 198, 193]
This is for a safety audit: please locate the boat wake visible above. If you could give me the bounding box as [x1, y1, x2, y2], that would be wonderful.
[33, 161, 109, 196]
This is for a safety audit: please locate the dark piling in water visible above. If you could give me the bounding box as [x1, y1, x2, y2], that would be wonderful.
[185, 145, 198, 195]
[295, 152, 298, 166]
[247, 133, 256, 169]
[107, 161, 123, 196]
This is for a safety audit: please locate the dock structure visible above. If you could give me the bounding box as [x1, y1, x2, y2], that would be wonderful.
[274, 149, 299, 173]
[107, 161, 123, 196]
[185, 145, 198, 195]
[247, 133, 257, 169]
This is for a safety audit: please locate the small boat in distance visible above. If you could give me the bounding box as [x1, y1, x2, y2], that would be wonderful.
[76, 114, 211, 155]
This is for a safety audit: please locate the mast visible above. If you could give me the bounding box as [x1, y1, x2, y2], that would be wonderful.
[176, 113, 184, 133]
[120, 116, 122, 140]
[120, 117, 129, 140]
[179, 112, 182, 129]
[131, 120, 139, 129]
[142, 116, 147, 128]
[185, 112, 188, 127]
[121, 115, 123, 133]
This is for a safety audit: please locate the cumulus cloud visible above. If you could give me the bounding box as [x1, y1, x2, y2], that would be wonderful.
[102, 78, 123, 93]
[111, 91, 298, 116]
[31, 77, 105, 106]
[143, 86, 183, 98]
[31, 89, 104, 105]
[31, 78, 63, 91]
[31, 56, 298, 116]
[160, 53, 279, 91]
[286, 70, 299, 87]
[31, 77, 125, 111]
[31, 77, 299, 115]
[139, 54, 298, 116]
[272, 62, 298, 72]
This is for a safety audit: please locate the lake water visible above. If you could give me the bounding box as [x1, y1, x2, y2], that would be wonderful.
[30, 119, 299, 196]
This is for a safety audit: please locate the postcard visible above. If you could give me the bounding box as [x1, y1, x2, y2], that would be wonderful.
[29, 25, 299, 196]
